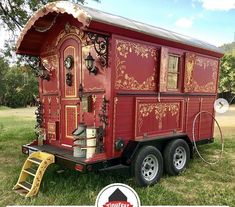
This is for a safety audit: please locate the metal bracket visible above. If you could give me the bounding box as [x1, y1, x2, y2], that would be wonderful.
[86, 32, 109, 67]
[25, 55, 50, 80]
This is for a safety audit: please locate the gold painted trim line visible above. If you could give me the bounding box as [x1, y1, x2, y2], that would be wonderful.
[64, 46, 77, 98]
[65, 105, 78, 139]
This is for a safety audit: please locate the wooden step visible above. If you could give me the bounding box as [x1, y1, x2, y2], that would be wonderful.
[23, 168, 37, 176]
[18, 181, 32, 191]
[14, 152, 55, 197]
[14, 188, 29, 196]
[28, 157, 42, 165]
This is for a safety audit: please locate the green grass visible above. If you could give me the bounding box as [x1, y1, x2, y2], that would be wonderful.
[0, 107, 235, 206]
[0, 106, 10, 110]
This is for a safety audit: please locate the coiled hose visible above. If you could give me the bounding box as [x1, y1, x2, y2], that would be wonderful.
[192, 111, 224, 165]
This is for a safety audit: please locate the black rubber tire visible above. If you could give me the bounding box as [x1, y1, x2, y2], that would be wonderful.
[132, 146, 163, 187]
[163, 139, 190, 176]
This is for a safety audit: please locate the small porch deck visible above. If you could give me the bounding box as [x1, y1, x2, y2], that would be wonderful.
[29, 144, 86, 163]
[22, 144, 119, 172]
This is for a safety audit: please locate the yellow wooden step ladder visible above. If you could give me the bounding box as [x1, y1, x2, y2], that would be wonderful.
[13, 151, 55, 197]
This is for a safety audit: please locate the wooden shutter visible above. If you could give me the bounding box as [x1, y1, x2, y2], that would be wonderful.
[184, 52, 196, 92]
[159, 47, 168, 92]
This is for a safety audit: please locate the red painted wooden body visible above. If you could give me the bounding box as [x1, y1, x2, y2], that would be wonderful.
[16, 2, 223, 164]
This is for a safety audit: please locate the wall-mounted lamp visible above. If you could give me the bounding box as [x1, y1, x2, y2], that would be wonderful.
[85, 52, 98, 75]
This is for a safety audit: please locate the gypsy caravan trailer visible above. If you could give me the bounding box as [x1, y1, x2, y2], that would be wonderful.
[14, 1, 223, 197]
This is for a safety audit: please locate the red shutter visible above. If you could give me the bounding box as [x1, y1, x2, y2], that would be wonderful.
[159, 47, 169, 92]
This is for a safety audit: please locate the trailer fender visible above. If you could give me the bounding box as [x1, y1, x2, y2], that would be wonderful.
[121, 134, 193, 164]
[121, 140, 141, 165]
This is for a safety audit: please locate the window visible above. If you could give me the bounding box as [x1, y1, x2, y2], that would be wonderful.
[167, 55, 180, 90]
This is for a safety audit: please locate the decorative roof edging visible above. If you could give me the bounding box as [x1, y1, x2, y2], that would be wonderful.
[16, 1, 92, 51]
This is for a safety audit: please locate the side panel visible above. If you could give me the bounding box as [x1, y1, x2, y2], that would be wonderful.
[112, 35, 219, 154]
[184, 53, 219, 93]
[185, 97, 200, 141]
[115, 97, 135, 142]
[199, 97, 216, 139]
[185, 97, 216, 141]
[114, 38, 158, 91]
[135, 98, 183, 138]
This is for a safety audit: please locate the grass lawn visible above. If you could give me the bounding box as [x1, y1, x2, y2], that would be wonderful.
[0, 106, 235, 206]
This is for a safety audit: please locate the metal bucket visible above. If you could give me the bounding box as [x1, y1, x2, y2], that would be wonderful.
[72, 123, 86, 158]
[84, 128, 97, 159]
[73, 138, 86, 157]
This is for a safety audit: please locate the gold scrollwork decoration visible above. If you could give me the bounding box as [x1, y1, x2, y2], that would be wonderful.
[185, 54, 218, 93]
[115, 39, 157, 90]
[116, 39, 156, 59]
[138, 103, 180, 131]
[55, 24, 85, 46]
[115, 57, 155, 90]
[41, 25, 85, 55]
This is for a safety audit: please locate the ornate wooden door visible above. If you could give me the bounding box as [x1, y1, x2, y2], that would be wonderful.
[59, 37, 81, 147]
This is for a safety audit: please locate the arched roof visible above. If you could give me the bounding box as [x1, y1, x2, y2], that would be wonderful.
[16, 1, 91, 52]
[16, 1, 222, 56]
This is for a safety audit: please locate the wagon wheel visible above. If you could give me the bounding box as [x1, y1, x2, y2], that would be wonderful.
[132, 146, 163, 186]
[163, 139, 190, 176]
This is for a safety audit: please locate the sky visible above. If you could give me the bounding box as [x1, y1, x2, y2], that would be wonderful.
[0, 0, 235, 49]
[84, 0, 235, 46]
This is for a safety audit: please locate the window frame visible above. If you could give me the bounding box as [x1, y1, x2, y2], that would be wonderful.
[166, 53, 182, 92]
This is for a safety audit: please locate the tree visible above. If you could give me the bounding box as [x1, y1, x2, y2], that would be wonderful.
[4, 66, 38, 108]
[0, 56, 9, 105]
[220, 42, 235, 56]
[219, 54, 235, 93]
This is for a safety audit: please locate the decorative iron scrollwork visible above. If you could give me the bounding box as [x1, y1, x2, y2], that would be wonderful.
[25, 56, 50, 80]
[96, 126, 105, 153]
[86, 32, 109, 67]
[66, 72, 72, 86]
[35, 98, 43, 129]
[98, 96, 109, 126]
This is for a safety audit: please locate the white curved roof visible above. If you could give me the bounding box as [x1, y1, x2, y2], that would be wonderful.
[16, 1, 222, 55]
[81, 3, 222, 54]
